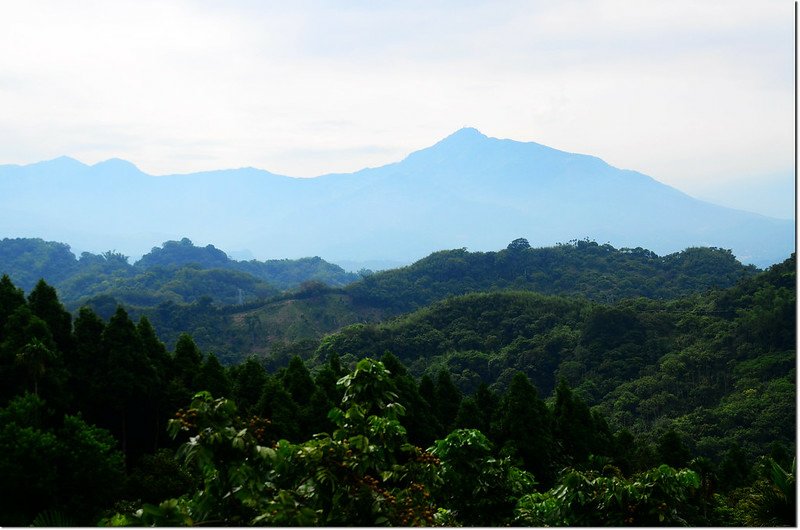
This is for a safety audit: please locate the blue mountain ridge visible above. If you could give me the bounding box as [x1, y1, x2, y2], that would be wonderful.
[0, 128, 793, 268]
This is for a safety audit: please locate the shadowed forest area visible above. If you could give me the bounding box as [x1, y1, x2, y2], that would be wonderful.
[0, 239, 794, 526]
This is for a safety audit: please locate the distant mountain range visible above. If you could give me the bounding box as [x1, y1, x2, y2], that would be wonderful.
[0, 128, 793, 267]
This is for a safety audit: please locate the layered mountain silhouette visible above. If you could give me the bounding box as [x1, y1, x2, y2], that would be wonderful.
[0, 128, 793, 267]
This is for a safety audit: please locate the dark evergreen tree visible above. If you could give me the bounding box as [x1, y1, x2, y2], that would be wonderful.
[101, 306, 157, 459]
[553, 379, 594, 464]
[255, 376, 301, 441]
[2, 304, 54, 355]
[473, 382, 498, 437]
[281, 356, 315, 406]
[172, 333, 202, 392]
[327, 350, 345, 378]
[231, 357, 268, 415]
[454, 397, 481, 429]
[196, 352, 232, 399]
[381, 352, 440, 445]
[496, 372, 555, 486]
[69, 307, 106, 417]
[1, 305, 66, 407]
[632, 439, 659, 473]
[418, 374, 436, 407]
[0, 274, 25, 340]
[137, 317, 171, 380]
[15, 338, 55, 397]
[589, 409, 615, 458]
[136, 316, 175, 449]
[434, 368, 462, 433]
[314, 365, 341, 404]
[611, 428, 636, 475]
[719, 443, 751, 491]
[657, 428, 692, 469]
[305, 386, 335, 437]
[27, 279, 73, 354]
[456, 383, 497, 436]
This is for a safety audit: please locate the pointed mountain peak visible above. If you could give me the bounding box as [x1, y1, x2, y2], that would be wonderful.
[404, 127, 490, 159]
[400, 127, 504, 167]
[446, 127, 487, 140]
[435, 127, 489, 147]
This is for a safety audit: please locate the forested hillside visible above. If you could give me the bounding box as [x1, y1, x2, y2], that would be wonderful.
[347, 238, 758, 312]
[0, 264, 794, 525]
[0, 237, 759, 362]
[0, 237, 358, 310]
[145, 240, 762, 360]
[313, 255, 795, 465]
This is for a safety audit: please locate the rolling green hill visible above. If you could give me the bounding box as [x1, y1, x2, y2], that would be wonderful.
[346, 239, 758, 312]
[0, 237, 358, 311]
[310, 254, 795, 462]
[0, 236, 771, 368]
[164, 240, 759, 362]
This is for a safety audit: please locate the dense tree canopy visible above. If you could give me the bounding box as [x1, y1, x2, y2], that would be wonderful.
[0, 237, 357, 310]
[0, 244, 792, 526]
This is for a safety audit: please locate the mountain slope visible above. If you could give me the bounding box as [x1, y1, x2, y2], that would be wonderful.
[345, 240, 758, 313]
[312, 254, 796, 462]
[0, 128, 792, 267]
[139, 240, 758, 361]
[0, 237, 357, 309]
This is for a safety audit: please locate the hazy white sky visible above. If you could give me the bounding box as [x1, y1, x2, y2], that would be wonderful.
[0, 1, 794, 215]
